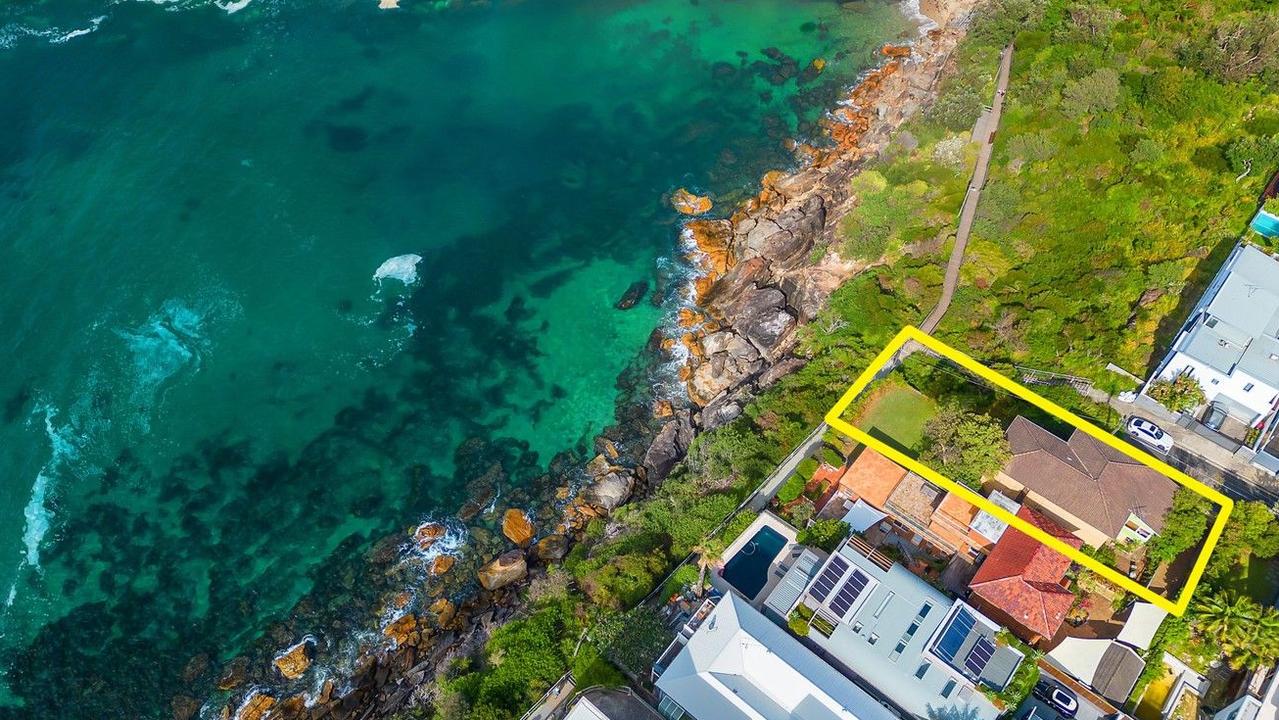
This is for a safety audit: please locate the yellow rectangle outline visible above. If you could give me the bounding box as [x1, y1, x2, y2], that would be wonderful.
[823, 325, 1231, 616]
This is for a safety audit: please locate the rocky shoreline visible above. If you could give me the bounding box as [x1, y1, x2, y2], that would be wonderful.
[199, 1, 979, 718]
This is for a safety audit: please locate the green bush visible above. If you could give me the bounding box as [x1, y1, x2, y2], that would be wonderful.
[797, 520, 850, 552]
[788, 609, 811, 637]
[796, 458, 819, 480]
[571, 643, 624, 689]
[1147, 374, 1205, 413]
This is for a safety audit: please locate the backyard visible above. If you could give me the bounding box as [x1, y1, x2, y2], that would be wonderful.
[852, 379, 938, 454]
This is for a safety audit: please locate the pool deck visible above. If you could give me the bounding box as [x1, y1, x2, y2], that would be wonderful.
[711, 511, 802, 608]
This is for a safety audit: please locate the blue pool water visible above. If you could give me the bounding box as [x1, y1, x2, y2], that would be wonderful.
[722, 525, 788, 600]
[1253, 209, 1279, 238]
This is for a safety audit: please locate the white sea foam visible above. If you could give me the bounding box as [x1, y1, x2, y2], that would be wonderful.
[50, 15, 106, 44]
[215, 0, 253, 13]
[373, 254, 423, 287]
[18, 406, 80, 571]
[898, 0, 938, 34]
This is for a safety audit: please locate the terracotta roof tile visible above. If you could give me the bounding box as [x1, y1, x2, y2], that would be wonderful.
[839, 448, 907, 509]
[969, 507, 1080, 640]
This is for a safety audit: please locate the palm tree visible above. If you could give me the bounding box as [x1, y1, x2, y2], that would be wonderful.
[1191, 590, 1279, 669]
[1191, 589, 1257, 647]
[692, 543, 721, 598]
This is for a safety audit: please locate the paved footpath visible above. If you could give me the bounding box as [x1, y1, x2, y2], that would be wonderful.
[921, 43, 1015, 333]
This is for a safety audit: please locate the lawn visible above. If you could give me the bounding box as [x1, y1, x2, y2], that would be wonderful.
[854, 382, 938, 454]
[1226, 555, 1279, 605]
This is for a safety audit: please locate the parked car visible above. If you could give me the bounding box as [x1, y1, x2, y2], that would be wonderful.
[1033, 679, 1079, 719]
[1125, 416, 1174, 454]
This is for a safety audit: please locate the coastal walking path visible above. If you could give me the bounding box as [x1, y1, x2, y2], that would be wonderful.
[921, 43, 1015, 333]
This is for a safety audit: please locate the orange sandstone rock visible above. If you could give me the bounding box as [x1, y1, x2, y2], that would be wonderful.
[881, 43, 913, 59]
[431, 555, 455, 576]
[273, 640, 314, 680]
[430, 598, 457, 628]
[383, 613, 417, 646]
[502, 509, 535, 547]
[678, 307, 704, 328]
[413, 523, 446, 550]
[671, 188, 713, 215]
[235, 692, 276, 720]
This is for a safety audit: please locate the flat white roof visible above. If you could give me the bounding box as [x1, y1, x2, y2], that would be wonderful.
[656, 593, 899, 720]
[1116, 602, 1167, 651]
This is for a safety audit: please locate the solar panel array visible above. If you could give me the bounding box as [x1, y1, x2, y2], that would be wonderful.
[828, 569, 870, 617]
[810, 555, 849, 602]
[964, 636, 996, 677]
[933, 608, 975, 664]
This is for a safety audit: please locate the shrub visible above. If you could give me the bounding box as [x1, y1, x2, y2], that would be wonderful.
[1147, 373, 1205, 412]
[796, 458, 819, 480]
[571, 643, 624, 689]
[788, 609, 811, 637]
[797, 519, 850, 552]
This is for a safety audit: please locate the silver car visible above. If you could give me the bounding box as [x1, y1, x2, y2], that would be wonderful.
[1125, 416, 1173, 454]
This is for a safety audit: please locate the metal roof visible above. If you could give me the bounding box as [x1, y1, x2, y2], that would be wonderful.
[802, 543, 1013, 720]
[655, 593, 898, 720]
[764, 548, 825, 618]
[1181, 245, 1279, 387]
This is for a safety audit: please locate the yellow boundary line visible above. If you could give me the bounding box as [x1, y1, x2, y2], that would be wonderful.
[823, 326, 1231, 616]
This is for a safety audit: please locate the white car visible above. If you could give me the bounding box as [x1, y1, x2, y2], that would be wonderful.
[1126, 416, 1173, 454]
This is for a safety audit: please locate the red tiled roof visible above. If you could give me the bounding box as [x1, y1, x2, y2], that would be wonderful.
[969, 506, 1081, 640]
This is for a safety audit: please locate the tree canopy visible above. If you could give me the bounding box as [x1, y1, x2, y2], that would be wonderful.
[919, 406, 1011, 489]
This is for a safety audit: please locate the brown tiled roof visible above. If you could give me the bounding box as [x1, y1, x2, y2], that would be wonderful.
[1003, 416, 1176, 538]
[839, 448, 907, 508]
[970, 507, 1081, 641]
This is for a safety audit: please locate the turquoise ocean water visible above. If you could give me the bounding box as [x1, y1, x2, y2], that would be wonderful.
[0, 0, 915, 716]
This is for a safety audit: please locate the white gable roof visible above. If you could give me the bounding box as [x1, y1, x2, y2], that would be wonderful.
[656, 593, 899, 720]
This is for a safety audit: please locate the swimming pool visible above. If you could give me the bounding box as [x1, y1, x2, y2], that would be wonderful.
[721, 526, 788, 600]
[1252, 209, 1279, 238]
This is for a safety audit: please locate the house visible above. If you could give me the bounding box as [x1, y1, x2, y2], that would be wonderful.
[652, 592, 901, 720]
[968, 506, 1080, 647]
[563, 689, 664, 720]
[1215, 663, 1279, 720]
[1149, 243, 1279, 432]
[773, 537, 1021, 720]
[992, 416, 1177, 547]
[1046, 603, 1166, 707]
[835, 448, 983, 557]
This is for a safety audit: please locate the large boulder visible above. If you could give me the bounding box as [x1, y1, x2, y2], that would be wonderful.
[502, 509, 535, 547]
[725, 286, 796, 353]
[534, 534, 570, 563]
[671, 188, 713, 215]
[643, 412, 694, 481]
[688, 330, 764, 403]
[738, 195, 825, 266]
[273, 639, 314, 680]
[478, 550, 527, 591]
[583, 472, 634, 512]
[701, 396, 743, 430]
[235, 691, 276, 720]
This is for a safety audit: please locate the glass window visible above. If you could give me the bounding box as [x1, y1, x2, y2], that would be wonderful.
[916, 662, 930, 679]
[657, 695, 686, 720]
[1246, 383, 1255, 391]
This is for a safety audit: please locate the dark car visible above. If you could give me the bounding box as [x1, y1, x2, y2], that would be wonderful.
[1033, 679, 1079, 718]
